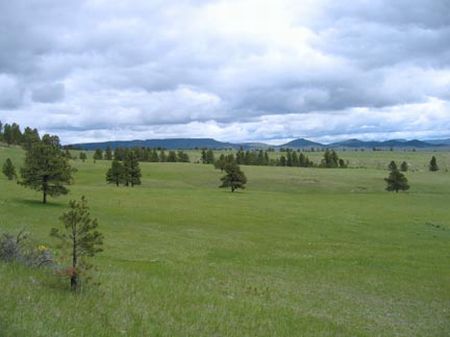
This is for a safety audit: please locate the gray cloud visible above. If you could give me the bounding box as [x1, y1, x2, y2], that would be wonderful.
[0, 0, 449, 143]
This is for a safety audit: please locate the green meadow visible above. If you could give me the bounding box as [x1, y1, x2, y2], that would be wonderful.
[0, 144, 449, 337]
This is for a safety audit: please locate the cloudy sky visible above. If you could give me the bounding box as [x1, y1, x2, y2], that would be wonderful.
[0, 0, 449, 144]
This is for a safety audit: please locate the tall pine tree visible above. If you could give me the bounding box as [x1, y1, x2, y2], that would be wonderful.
[106, 159, 125, 186]
[123, 152, 141, 187]
[20, 135, 74, 203]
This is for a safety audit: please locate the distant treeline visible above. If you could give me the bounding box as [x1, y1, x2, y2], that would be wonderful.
[0, 121, 40, 149]
[89, 147, 190, 163]
[204, 148, 347, 168]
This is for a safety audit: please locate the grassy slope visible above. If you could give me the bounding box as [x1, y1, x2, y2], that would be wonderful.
[0, 145, 449, 337]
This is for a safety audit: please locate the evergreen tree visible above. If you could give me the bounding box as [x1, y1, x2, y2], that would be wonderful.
[20, 135, 74, 204]
[177, 151, 190, 162]
[79, 152, 87, 162]
[429, 156, 439, 171]
[338, 159, 348, 168]
[106, 159, 125, 186]
[286, 150, 293, 167]
[93, 149, 103, 161]
[400, 161, 408, 172]
[236, 147, 245, 164]
[219, 162, 247, 192]
[104, 146, 113, 160]
[388, 161, 398, 171]
[150, 149, 159, 162]
[2, 158, 16, 180]
[10, 123, 22, 144]
[385, 168, 410, 193]
[206, 149, 215, 164]
[159, 150, 167, 162]
[167, 151, 177, 162]
[50, 196, 103, 291]
[321, 149, 339, 168]
[123, 152, 141, 186]
[3, 124, 12, 145]
[22, 127, 40, 150]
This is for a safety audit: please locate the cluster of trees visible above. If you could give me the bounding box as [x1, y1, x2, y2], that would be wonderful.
[206, 148, 315, 168]
[88, 147, 190, 163]
[201, 149, 215, 164]
[106, 154, 142, 187]
[1, 121, 75, 203]
[320, 149, 348, 168]
[209, 148, 344, 168]
[0, 122, 74, 203]
[0, 121, 40, 148]
[385, 161, 410, 192]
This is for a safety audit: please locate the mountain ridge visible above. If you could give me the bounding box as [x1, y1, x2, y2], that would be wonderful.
[68, 137, 449, 150]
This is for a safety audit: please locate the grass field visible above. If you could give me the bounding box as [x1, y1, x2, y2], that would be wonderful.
[1, 144, 449, 337]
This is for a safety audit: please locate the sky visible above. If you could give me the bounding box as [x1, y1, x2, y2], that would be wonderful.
[0, 0, 449, 145]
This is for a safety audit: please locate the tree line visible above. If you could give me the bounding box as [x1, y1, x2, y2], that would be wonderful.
[79, 146, 190, 163]
[207, 148, 346, 168]
[0, 121, 40, 149]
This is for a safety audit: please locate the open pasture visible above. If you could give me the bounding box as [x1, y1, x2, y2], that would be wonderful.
[0, 145, 449, 337]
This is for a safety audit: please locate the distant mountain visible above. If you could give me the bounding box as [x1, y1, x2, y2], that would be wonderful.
[424, 138, 450, 145]
[329, 139, 374, 148]
[329, 138, 441, 148]
[279, 138, 324, 148]
[68, 137, 448, 150]
[70, 138, 237, 150]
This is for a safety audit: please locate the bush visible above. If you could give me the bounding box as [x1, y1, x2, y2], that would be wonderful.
[0, 230, 54, 267]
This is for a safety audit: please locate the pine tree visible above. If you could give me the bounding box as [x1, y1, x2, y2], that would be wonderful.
[22, 127, 40, 151]
[93, 149, 103, 161]
[123, 152, 141, 187]
[167, 151, 177, 162]
[50, 196, 103, 291]
[206, 149, 215, 164]
[20, 135, 74, 204]
[429, 156, 439, 171]
[400, 161, 408, 172]
[2, 158, 16, 180]
[104, 146, 113, 160]
[106, 159, 124, 186]
[385, 168, 410, 193]
[388, 161, 398, 171]
[3, 124, 12, 145]
[219, 162, 247, 192]
[79, 152, 87, 162]
[177, 151, 190, 162]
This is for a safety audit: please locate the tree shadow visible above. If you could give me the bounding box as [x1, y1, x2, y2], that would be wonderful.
[11, 198, 65, 208]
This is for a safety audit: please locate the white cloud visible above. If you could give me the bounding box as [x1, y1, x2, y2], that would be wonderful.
[0, 0, 449, 143]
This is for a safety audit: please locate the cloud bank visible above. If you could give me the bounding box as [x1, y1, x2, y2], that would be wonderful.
[0, 0, 449, 144]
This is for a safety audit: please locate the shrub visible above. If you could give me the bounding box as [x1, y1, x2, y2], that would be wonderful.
[0, 230, 53, 267]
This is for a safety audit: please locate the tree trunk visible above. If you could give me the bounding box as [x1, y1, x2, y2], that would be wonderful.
[71, 223, 78, 291]
[71, 273, 78, 291]
[42, 177, 48, 204]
